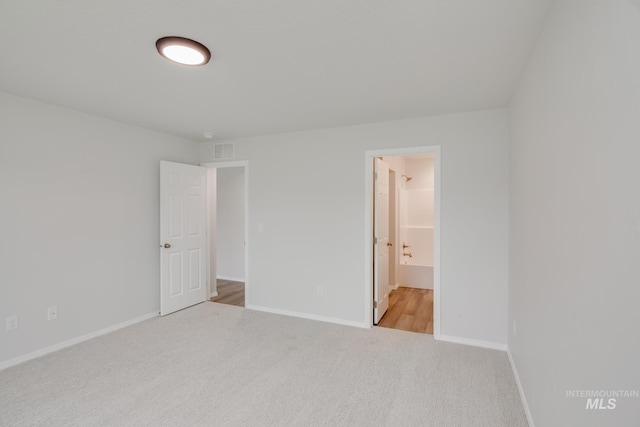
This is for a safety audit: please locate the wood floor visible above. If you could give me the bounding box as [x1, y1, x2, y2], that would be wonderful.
[209, 281, 431, 334]
[377, 287, 433, 334]
[210, 279, 245, 307]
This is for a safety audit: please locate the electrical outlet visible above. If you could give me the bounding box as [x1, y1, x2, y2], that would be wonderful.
[316, 286, 323, 296]
[48, 306, 58, 321]
[6, 315, 19, 331]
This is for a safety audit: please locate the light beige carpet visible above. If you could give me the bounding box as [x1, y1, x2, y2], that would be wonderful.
[0, 303, 527, 426]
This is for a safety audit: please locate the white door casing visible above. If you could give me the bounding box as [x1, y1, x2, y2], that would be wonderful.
[373, 158, 390, 324]
[160, 161, 207, 316]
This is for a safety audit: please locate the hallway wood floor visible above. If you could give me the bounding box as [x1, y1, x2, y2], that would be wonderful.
[377, 287, 433, 334]
[210, 279, 245, 307]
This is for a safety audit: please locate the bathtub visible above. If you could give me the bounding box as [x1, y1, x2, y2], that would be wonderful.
[399, 226, 434, 289]
[399, 263, 433, 290]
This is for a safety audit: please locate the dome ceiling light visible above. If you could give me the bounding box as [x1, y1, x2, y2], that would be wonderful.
[156, 36, 211, 66]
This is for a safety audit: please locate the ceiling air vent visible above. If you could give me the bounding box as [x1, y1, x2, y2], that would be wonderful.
[213, 142, 234, 160]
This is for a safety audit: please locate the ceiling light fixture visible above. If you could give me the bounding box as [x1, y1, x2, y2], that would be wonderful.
[156, 36, 211, 66]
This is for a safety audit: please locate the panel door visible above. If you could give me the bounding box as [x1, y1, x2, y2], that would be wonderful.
[160, 161, 207, 316]
[374, 158, 390, 324]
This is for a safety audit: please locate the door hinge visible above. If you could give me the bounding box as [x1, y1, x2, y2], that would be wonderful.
[373, 301, 378, 309]
[374, 236, 378, 244]
[374, 172, 378, 180]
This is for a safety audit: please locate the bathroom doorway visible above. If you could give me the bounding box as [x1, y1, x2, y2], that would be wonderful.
[366, 147, 440, 337]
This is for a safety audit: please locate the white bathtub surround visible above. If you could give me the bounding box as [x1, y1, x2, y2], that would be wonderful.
[399, 265, 434, 290]
[398, 156, 435, 289]
[403, 188, 435, 226]
[400, 226, 434, 267]
[399, 225, 434, 290]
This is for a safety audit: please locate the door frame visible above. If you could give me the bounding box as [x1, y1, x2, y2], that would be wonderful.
[202, 160, 250, 305]
[364, 146, 441, 338]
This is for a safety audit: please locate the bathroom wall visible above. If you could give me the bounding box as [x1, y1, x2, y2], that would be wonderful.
[405, 157, 435, 190]
[400, 157, 435, 264]
[381, 155, 435, 289]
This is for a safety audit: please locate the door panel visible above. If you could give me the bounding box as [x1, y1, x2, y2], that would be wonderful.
[374, 158, 390, 324]
[188, 195, 200, 236]
[160, 161, 207, 315]
[188, 248, 201, 290]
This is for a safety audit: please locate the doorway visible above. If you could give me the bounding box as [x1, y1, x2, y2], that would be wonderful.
[203, 161, 249, 308]
[365, 147, 440, 337]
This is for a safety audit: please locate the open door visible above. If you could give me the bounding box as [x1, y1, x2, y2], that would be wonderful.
[160, 161, 207, 316]
[373, 158, 390, 324]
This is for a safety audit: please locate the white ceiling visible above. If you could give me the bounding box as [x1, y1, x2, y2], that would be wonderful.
[0, 0, 554, 141]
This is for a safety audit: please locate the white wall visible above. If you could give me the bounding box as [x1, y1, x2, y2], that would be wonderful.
[0, 92, 200, 365]
[200, 109, 509, 345]
[399, 156, 435, 275]
[405, 157, 435, 191]
[216, 167, 246, 281]
[509, 1, 640, 425]
[402, 157, 435, 229]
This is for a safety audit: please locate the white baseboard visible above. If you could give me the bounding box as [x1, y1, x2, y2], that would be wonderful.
[0, 311, 158, 371]
[508, 348, 535, 427]
[246, 304, 369, 329]
[438, 334, 508, 351]
[216, 275, 245, 282]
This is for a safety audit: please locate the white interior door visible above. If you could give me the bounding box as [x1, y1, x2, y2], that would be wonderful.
[373, 158, 390, 324]
[160, 161, 207, 316]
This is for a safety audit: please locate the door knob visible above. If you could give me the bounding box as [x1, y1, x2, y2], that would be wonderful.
[387, 242, 393, 247]
[163, 243, 171, 248]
